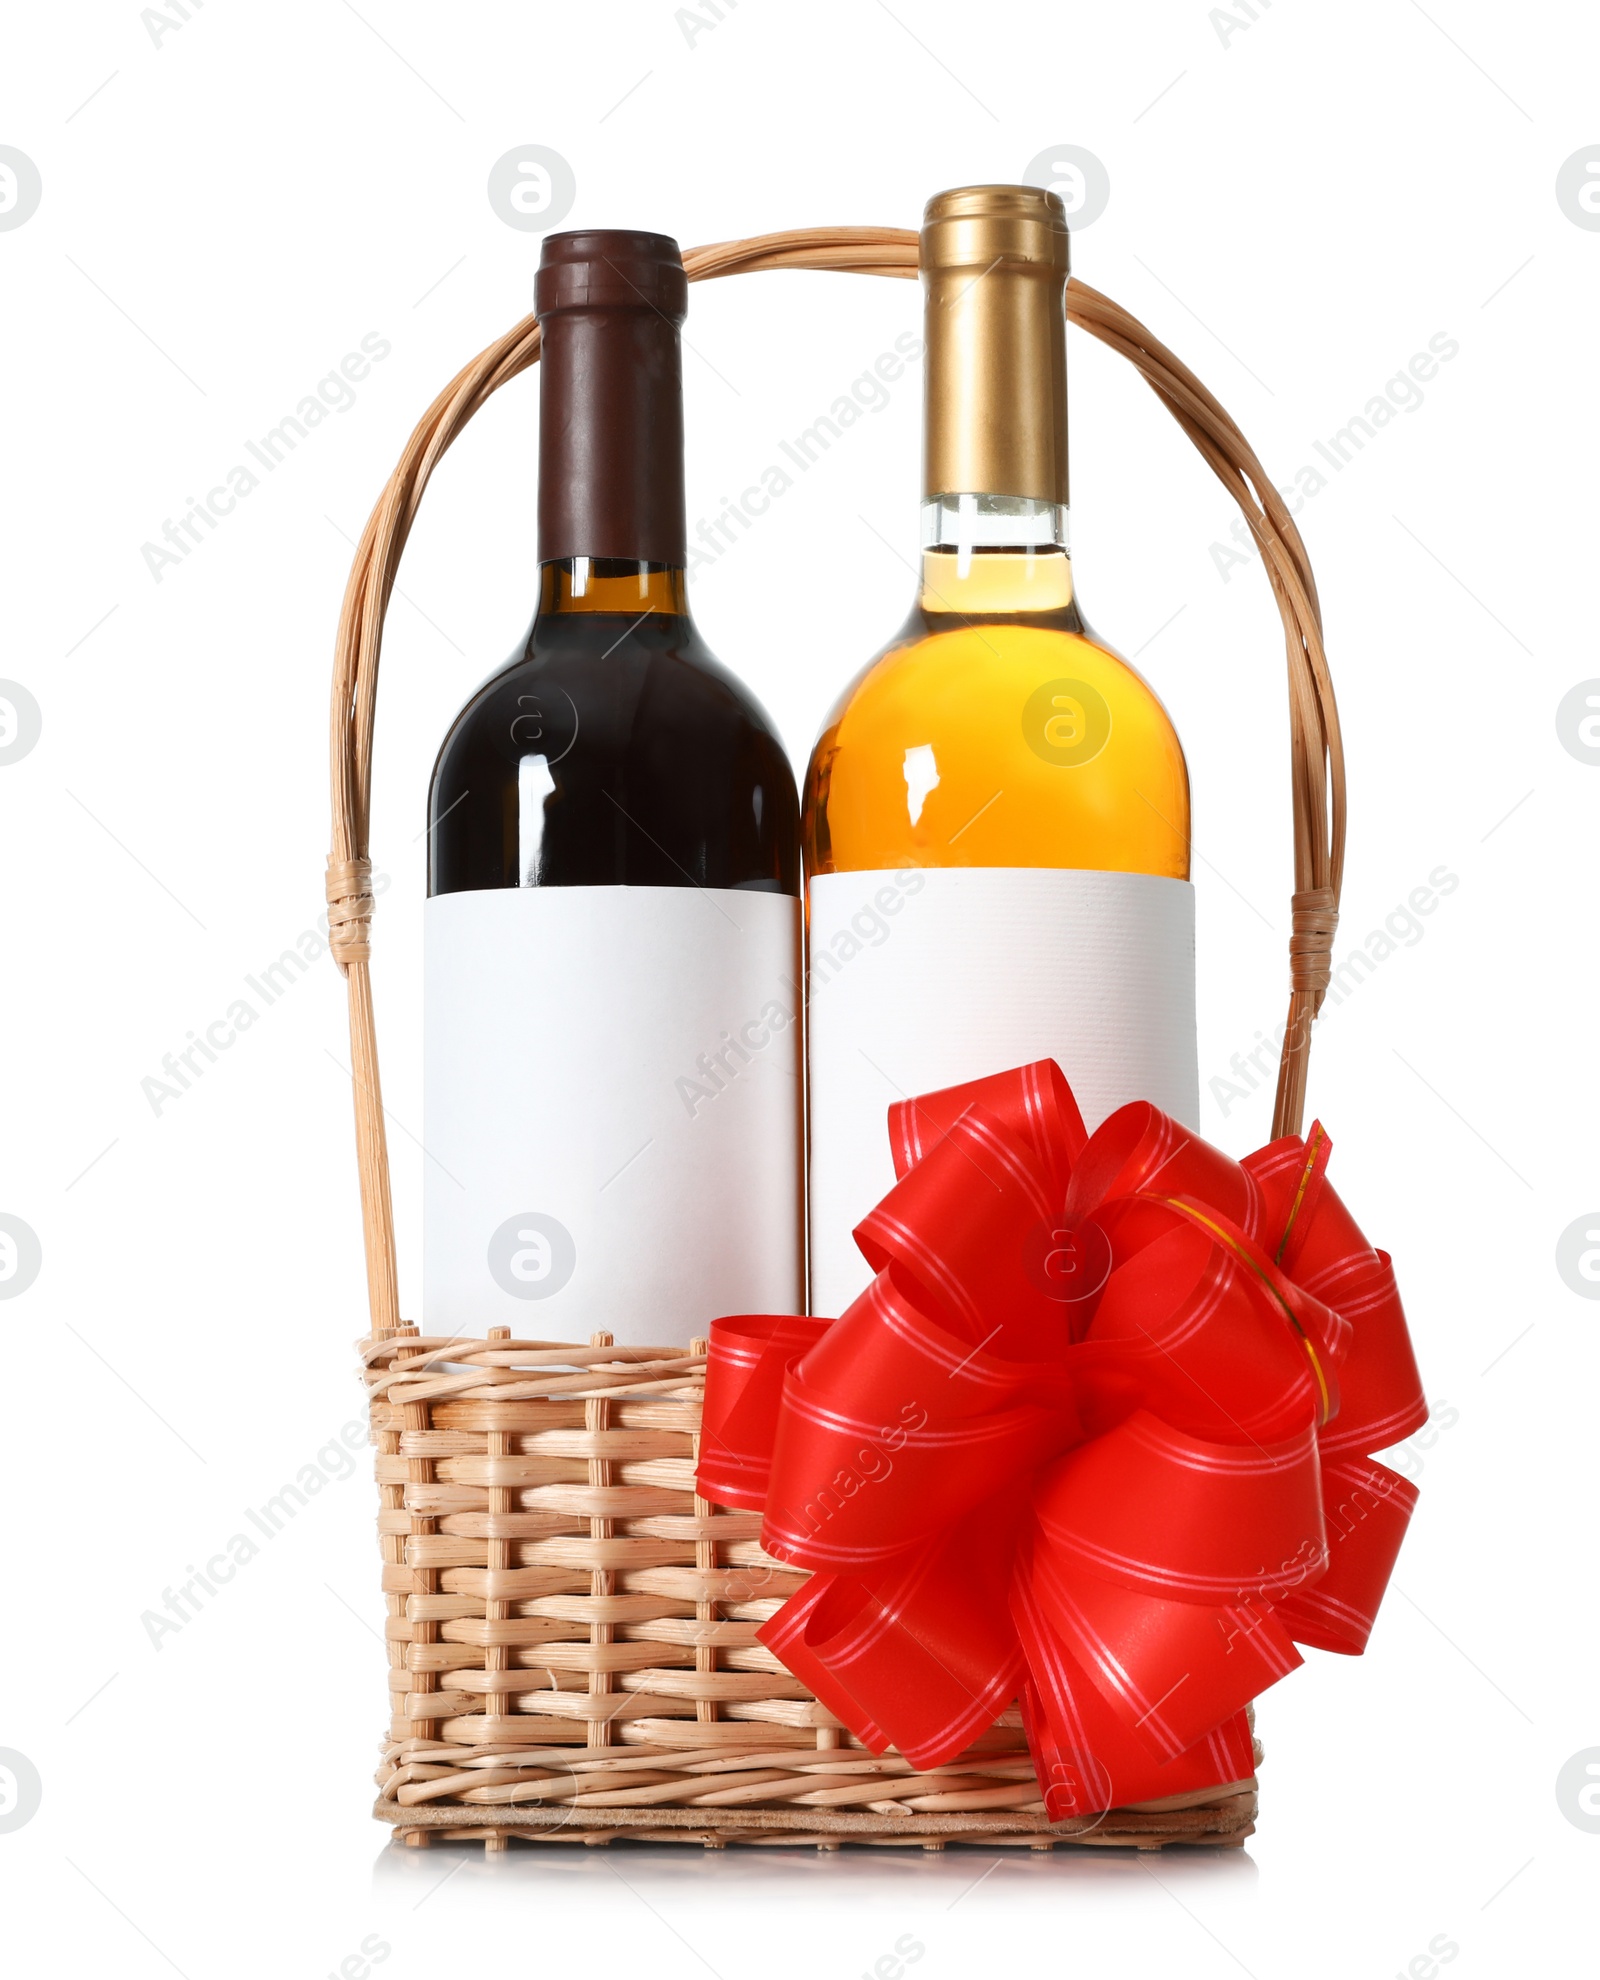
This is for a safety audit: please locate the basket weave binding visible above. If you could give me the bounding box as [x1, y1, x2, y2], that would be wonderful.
[335, 227, 1342, 1850]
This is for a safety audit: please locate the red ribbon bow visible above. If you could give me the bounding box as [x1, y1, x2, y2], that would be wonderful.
[696, 1061, 1427, 1819]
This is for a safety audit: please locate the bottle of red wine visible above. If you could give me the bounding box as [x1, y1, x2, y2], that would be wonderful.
[425, 230, 802, 1345]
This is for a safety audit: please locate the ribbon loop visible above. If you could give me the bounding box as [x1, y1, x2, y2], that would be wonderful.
[1032, 1409, 1326, 1602]
[855, 1102, 1069, 1359]
[761, 1272, 1072, 1571]
[889, 1060, 1085, 1194]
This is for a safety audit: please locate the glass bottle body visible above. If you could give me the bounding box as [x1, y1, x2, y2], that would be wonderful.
[425, 557, 804, 1344]
[431, 559, 798, 898]
[804, 502, 1188, 883]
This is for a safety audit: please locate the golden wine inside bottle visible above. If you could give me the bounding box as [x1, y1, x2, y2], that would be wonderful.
[806, 547, 1189, 878]
[803, 186, 1197, 1317]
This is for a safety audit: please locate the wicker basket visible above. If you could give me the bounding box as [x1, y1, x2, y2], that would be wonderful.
[330, 227, 1342, 1852]
[364, 1330, 1261, 1851]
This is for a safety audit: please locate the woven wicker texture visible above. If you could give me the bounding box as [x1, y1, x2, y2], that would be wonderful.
[334, 227, 1339, 1847]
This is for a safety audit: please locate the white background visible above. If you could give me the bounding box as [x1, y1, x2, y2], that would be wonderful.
[2, 1, 1596, 1973]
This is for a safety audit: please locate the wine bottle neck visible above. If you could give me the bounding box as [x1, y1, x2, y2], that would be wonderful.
[535, 232, 688, 567]
[920, 185, 1071, 516]
[917, 495, 1074, 615]
[537, 558, 688, 618]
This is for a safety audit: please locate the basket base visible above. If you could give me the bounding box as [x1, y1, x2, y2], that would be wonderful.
[374, 1785, 1256, 1852]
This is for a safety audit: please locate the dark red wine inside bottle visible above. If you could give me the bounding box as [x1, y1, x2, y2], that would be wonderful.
[425, 231, 802, 1344]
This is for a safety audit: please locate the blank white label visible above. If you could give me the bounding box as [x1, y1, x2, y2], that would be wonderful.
[807, 866, 1198, 1317]
[425, 886, 803, 1346]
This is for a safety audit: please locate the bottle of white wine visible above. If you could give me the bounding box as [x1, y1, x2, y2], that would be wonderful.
[425, 230, 803, 1345]
[804, 185, 1198, 1316]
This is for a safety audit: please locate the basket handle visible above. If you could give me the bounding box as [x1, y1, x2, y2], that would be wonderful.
[328, 226, 1345, 1336]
